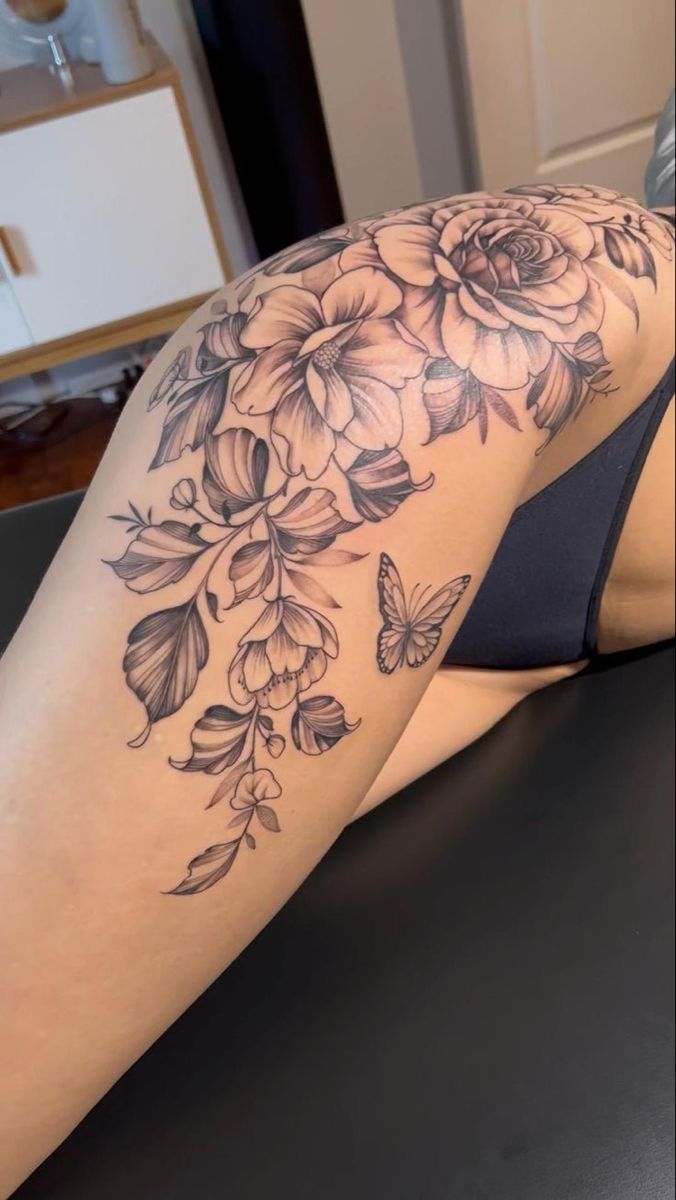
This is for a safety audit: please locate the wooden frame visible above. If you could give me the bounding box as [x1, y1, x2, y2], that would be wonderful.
[0, 34, 230, 384]
[0, 294, 211, 384]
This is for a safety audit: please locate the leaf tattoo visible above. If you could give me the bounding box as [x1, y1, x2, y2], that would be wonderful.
[171, 705, 256, 775]
[203, 427, 270, 521]
[123, 601, 208, 747]
[106, 521, 209, 593]
[106, 185, 672, 891]
[423, 360, 521, 443]
[150, 374, 231, 470]
[168, 768, 282, 894]
[168, 840, 240, 896]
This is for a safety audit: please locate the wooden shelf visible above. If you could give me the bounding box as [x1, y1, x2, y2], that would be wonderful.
[0, 33, 230, 382]
[0, 294, 211, 384]
[0, 34, 175, 135]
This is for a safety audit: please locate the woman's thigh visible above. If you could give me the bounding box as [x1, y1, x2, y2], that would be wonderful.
[0, 260, 540, 1193]
[0, 184, 663, 1192]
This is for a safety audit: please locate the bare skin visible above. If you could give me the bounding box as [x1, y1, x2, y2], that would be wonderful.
[0, 189, 673, 1197]
[359, 389, 675, 820]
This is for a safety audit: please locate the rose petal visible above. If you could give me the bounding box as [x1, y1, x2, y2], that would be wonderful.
[548, 276, 605, 345]
[518, 255, 589, 307]
[397, 285, 446, 356]
[516, 253, 569, 285]
[436, 203, 532, 256]
[536, 207, 595, 260]
[343, 375, 403, 451]
[432, 252, 462, 285]
[232, 341, 300, 415]
[441, 290, 550, 388]
[478, 217, 538, 247]
[271, 387, 336, 479]
[321, 266, 402, 323]
[457, 285, 511, 330]
[240, 285, 323, 348]
[488, 291, 576, 339]
[490, 274, 604, 344]
[433, 195, 534, 231]
[374, 222, 441, 286]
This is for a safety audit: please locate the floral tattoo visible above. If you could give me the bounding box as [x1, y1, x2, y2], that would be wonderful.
[106, 184, 673, 894]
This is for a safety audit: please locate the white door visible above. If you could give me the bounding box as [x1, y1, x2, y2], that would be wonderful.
[459, 0, 674, 198]
[0, 87, 224, 346]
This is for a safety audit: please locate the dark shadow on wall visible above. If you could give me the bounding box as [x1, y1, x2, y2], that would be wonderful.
[191, 0, 344, 260]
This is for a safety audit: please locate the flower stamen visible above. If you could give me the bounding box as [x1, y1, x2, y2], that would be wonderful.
[313, 340, 342, 371]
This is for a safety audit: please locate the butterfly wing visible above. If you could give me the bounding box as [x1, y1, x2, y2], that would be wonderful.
[376, 553, 410, 673]
[404, 574, 472, 668]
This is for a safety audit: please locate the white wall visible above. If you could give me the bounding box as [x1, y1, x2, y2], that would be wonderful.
[300, 0, 470, 220]
[136, 0, 255, 276]
[301, 0, 424, 219]
[393, 0, 471, 200]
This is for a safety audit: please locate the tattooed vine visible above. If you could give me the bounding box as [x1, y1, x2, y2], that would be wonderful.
[106, 184, 673, 894]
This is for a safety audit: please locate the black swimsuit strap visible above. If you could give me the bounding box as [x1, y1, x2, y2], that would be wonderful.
[584, 209, 674, 651]
[583, 357, 675, 655]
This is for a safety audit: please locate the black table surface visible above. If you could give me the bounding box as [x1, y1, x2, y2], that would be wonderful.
[3, 492, 675, 1200]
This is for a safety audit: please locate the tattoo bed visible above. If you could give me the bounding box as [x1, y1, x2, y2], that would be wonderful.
[2, 491, 674, 1200]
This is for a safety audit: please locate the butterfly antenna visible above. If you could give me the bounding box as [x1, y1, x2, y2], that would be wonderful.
[410, 581, 432, 620]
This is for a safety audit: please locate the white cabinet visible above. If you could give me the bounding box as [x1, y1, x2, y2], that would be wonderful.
[0, 87, 224, 346]
[0, 38, 229, 382]
[0, 273, 31, 356]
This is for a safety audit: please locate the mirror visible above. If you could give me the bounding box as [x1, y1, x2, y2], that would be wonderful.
[0, 0, 81, 42]
[6, 1, 67, 21]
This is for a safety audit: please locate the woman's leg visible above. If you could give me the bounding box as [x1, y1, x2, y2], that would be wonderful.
[353, 660, 586, 819]
[0, 185, 667, 1194]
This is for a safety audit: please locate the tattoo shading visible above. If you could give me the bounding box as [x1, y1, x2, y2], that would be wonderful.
[376, 554, 471, 673]
[106, 185, 673, 893]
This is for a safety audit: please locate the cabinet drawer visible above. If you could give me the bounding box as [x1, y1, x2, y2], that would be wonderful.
[0, 87, 225, 345]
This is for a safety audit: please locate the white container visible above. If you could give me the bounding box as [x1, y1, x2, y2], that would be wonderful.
[86, 0, 151, 85]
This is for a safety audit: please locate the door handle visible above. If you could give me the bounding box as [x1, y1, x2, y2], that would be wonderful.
[0, 227, 22, 276]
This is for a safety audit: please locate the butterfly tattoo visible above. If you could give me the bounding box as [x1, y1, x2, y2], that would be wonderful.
[376, 553, 471, 674]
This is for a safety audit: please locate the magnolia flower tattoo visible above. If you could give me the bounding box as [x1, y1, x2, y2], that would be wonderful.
[107, 185, 674, 894]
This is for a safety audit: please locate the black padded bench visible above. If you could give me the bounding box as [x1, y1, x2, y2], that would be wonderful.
[2, 491, 674, 1200]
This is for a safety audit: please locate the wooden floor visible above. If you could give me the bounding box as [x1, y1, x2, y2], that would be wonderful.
[0, 408, 118, 511]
